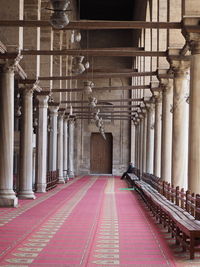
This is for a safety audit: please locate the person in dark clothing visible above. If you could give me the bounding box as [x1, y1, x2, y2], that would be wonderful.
[120, 162, 134, 180]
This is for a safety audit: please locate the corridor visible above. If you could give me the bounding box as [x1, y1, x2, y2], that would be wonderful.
[0, 176, 185, 267]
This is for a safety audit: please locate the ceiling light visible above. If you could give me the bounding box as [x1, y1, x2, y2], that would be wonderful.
[72, 56, 85, 74]
[49, 0, 70, 29]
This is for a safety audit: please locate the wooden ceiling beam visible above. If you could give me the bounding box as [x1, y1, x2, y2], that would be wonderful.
[22, 49, 166, 57]
[76, 116, 133, 121]
[51, 85, 150, 92]
[61, 98, 143, 104]
[38, 72, 156, 81]
[0, 20, 181, 30]
[66, 105, 139, 109]
[72, 110, 137, 114]
[0, 50, 166, 58]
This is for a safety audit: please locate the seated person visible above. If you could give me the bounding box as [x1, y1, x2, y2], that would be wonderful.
[121, 162, 134, 180]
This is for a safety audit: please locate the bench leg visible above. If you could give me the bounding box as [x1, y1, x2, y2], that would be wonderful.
[175, 227, 180, 245]
[189, 236, 195, 260]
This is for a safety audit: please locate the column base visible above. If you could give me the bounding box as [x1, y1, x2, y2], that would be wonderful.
[0, 197, 18, 207]
[58, 176, 65, 184]
[36, 183, 46, 193]
[18, 190, 36, 199]
[0, 190, 18, 207]
[68, 172, 74, 179]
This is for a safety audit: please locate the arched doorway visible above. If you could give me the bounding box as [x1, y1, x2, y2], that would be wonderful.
[90, 133, 113, 174]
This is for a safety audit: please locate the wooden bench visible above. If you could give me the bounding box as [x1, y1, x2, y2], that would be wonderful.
[131, 173, 200, 259]
[125, 167, 140, 187]
[46, 170, 59, 191]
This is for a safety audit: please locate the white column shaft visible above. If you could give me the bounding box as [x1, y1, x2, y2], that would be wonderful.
[161, 81, 173, 183]
[153, 97, 162, 177]
[57, 114, 65, 183]
[130, 122, 136, 165]
[18, 89, 35, 199]
[172, 68, 189, 189]
[68, 119, 75, 178]
[49, 106, 59, 171]
[146, 107, 155, 174]
[188, 53, 200, 193]
[0, 67, 18, 206]
[63, 118, 69, 180]
[139, 119, 144, 175]
[142, 114, 147, 173]
[36, 95, 49, 192]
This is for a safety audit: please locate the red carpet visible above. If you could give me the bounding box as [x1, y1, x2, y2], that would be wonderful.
[0, 176, 177, 266]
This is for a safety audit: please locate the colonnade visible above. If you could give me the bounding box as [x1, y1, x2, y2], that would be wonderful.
[133, 18, 200, 194]
[0, 61, 75, 206]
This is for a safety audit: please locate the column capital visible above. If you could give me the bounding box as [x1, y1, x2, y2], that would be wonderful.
[49, 105, 59, 115]
[159, 78, 173, 93]
[154, 92, 162, 103]
[182, 16, 200, 54]
[58, 111, 65, 119]
[37, 95, 49, 108]
[21, 81, 42, 96]
[0, 51, 23, 73]
[146, 102, 155, 113]
[167, 48, 191, 78]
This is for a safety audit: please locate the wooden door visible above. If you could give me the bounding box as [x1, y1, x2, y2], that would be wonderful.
[90, 133, 113, 174]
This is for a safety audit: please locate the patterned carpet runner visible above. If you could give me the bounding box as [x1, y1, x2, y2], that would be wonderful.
[0, 176, 177, 266]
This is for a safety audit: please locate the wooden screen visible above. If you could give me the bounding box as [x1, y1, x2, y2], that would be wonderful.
[90, 133, 113, 174]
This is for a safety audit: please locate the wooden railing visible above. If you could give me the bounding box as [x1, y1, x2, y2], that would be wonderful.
[142, 173, 200, 221]
[46, 170, 59, 191]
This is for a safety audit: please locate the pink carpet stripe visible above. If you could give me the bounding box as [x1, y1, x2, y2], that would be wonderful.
[0, 176, 92, 259]
[0, 176, 178, 267]
[115, 177, 176, 266]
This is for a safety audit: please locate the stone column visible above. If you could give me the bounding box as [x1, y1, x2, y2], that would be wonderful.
[57, 113, 65, 183]
[63, 117, 69, 181]
[35, 95, 49, 193]
[183, 17, 200, 193]
[130, 121, 136, 165]
[153, 93, 162, 177]
[18, 86, 36, 199]
[139, 115, 144, 175]
[159, 72, 173, 183]
[68, 117, 75, 178]
[146, 104, 155, 174]
[142, 112, 147, 173]
[48, 106, 59, 171]
[0, 63, 19, 207]
[136, 119, 141, 170]
[170, 58, 190, 189]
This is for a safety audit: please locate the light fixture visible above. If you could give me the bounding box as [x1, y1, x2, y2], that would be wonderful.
[71, 30, 81, 43]
[88, 96, 97, 108]
[49, 0, 70, 29]
[84, 80, 94, 95]
[72, 56, 85, 74]
[84, 61, 90, 69]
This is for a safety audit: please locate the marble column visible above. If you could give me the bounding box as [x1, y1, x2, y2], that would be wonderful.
[18, 87, 36, 199]
[0, 64, 18, 207]
[68, 117, 75, 178]
[146, 104, 155, 174]
[135, 121, 139, 169]
[182, 18, 200, 193]
[160, 77, 173, 183]
[153, 93, 162, 177]
[48, 106, 59, 171]
[35, 95, 49, 193]
[63, 117, 69, 181]
[130, 121, 136, 165]
[139, 116, 144, 176]
[170, 60, 190, 189]
[142, 112, 147, 173]
[57, 113, 65, 183]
